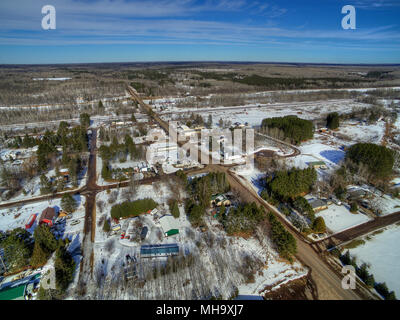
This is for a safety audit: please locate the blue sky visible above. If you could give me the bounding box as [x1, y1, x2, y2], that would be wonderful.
[0, 0, 399, 64]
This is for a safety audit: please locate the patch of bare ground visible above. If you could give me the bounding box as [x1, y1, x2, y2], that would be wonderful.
[263, 272, 318, 300]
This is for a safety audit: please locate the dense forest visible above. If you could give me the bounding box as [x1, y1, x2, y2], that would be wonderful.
[346, 143, 394, 179]
[261, 116, 314, 145]
[262, 167, 317, 202]
[99, 134, 144, 162]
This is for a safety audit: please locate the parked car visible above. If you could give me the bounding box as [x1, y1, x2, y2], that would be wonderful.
[140, 226, 149, 241]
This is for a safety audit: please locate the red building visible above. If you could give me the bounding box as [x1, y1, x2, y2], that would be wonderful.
[39, 207, 56, 227]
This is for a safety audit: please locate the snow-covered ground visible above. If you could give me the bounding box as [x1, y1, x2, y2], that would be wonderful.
[0, 195, 85, 238]
[0, 165, 87, 203]
[84, 181, 308, 300]
[348, 224, 400, 298]
[316, 204, 371, 234]
[339, 121, 385, 144]
[232, 164, 266, 194]
[161, 99, 371, 128]
[285, 135, 345, 181]
[371, 194, 400, 216]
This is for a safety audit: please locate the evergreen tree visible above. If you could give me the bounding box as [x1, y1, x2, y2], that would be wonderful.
[79, 113, 91, 128]
[40, 174, 53, 195]
[350, 202, 358, 213]
[61, 194, 78, 213]
[1, 228, 32, 272]
[30, 225, 57, 267]
[103, 219, 111, 233]
[171, 200, 180, 218]
[312, 217, 326, 233]
[261, 115, 314, 145]
[54, 245, 75, 292]
[326, 112, 340, 129]
[207, 114, 213, 128]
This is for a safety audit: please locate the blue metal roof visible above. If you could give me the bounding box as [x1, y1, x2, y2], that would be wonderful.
[140, 243, 179, 257]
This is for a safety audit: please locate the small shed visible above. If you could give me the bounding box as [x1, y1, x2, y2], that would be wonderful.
[165, 229, 179, 237]
[308, 161, 328, 170]
[39, 207, 56, 227]
[308, 199, 328, 212]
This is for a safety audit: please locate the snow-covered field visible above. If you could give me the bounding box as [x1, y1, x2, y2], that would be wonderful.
[348, 224, 400, 298]
[316, 204, 371, 234]
[161, 99, 371, 128]
[339, 121, 385, 144]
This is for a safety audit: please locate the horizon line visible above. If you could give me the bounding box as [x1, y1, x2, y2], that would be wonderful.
[1, 60, 400, 67]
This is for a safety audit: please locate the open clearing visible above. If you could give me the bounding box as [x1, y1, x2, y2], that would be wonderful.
[348, 224, 400, 298]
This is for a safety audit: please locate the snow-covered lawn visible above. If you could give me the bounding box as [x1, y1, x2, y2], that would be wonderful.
[316, 204, 371, 234]
[372, 195, 400, 216]
[348, 224, 400, 298]
[287, 136, 345, 174]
